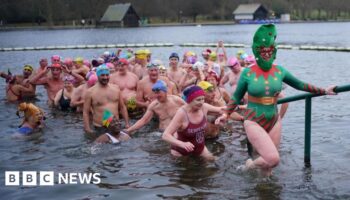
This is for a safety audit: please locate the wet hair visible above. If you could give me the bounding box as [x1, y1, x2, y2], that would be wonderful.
[107, 117, 121, 136]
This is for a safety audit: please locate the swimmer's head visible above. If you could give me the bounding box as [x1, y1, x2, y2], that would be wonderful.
[187, 56, 197, 65]
[118, 58, 129, 66]
[236, 50, 245, 58]
[96, 64, 110, 85]
[108, 117, 122, 135]
[96, 64, 110, 77]
[51, 55, 61, 64]
[192, 61, 203, 71]
[23, 64, 33, 72]
[197, 81, 214, 92]
[152, 80, 167, 93]
[83, 59, 91, 69]
[64, 58, 73, 66]
[227, 57, 241, 71]
[244, 55, 256, 65]
[63, 75, 75, 85]
[23, 64, 33, 77]
[74, 57, 84, 67]
[135, 49, 147, 60]
[17, 102, 44, 126]
[209, 52, 217, 61]
[169, 52, 179, 60]
[205, 71, 220, 84]
[183, 85, 205, 104]
[86, 72, 97, 87]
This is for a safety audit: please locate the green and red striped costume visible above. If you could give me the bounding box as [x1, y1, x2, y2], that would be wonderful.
[227, 64, 325, 132]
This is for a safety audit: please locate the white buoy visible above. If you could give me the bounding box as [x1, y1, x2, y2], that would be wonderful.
[96, 44, 107, 48]
[13, 47, 25, 51]
[24, 47, 35, 51]
[86, 45, 97, 49]
[136, 43, 145, 47]
[164, 43, 174, 47]
[145, 43, 156, 47]
[116, 44, 126, 48]
[106, 44, 117, 48]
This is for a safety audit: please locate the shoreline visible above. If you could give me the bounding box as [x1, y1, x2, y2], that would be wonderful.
[0, 20, 349, 31]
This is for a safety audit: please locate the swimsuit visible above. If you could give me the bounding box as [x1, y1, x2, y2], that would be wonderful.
[17, 126, 33, 135]
[105, 133, 120, 144]
[227, 64, 326, 132]
[7, 85, 22, 101]
[59, 89, 75, 111]
[126, 96, 137, 111]
[171, 108, 207, 156]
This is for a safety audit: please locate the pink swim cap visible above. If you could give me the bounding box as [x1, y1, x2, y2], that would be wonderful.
[64, 58, 73, 65]
[227, 57, 239, 67]
[244, 55, 256, 63]
[84, 59, 91, 68]
[106, 62, 114, 69]
[87, 73, 97, 87]
[51, 55, 61, 63]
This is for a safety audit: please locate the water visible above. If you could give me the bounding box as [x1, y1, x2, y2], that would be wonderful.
[1, 22, 350, 199]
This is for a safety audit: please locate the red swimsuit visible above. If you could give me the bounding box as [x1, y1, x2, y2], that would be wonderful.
[172, 108, 207, 156]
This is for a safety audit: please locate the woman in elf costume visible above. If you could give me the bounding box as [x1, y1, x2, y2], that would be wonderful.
[216, 24, 336, 176]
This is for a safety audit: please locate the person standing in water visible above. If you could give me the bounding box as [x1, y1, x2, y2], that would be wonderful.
[162, 85, 223, 161]
[216, 24, 336, 176]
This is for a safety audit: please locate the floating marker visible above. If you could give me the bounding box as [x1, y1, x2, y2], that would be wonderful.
[86, 45, 97, 49]
[24, 47, 35, 51]
[116, 44, 126, 48]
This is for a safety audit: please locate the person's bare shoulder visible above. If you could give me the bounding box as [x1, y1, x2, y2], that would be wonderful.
[109, 83, 121, 92]
[170, 95, 186, 105]
[138, 77, 148, 85]
[128, 72, 139, 81]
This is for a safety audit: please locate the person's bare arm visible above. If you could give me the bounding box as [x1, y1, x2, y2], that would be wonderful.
[278, 92, 289, 119]
[126, 102, 155, 134]
[219, 73, 229, 87]
[118, 90, 130, 128]
[83, 89, 93, 133]
[17, 83, 34, 93]
[70, 87, 84, 107]
[162, 109, 194, 152]
[30, 67, 49, 85]
[54, 89, 63, 107]
[135, 80, 149, 108]
[221, 88, 231, 103]
[204, 103, 224, 115]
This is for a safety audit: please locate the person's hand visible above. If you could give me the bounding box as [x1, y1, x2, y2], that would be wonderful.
[238, 105, 247, 110]
[61, 64, 70, 74]
[325, 85, 337, 95]
[218, 41, 224, 47]
[22, 79, 30, 85]
[215, 114, 228, 125]
[180, 141, 194, 152]
[124, 123, 130, 129]
[84, 128, 94, 134]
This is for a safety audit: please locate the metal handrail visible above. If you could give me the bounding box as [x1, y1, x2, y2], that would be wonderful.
[276, 84, 350, 166]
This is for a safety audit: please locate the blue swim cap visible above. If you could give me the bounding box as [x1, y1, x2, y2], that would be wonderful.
[152, 80, 167, 93]
[96, 64, 110, 77]
[169, 52, 179, 60]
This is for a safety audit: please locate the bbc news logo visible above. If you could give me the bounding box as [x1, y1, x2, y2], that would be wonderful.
[5, 171, 101, 186]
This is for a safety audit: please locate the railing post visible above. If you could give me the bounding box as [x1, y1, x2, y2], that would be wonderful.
[304, 97, 312, 167]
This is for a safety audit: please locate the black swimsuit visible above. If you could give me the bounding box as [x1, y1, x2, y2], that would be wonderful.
[59, 89, 74, 111]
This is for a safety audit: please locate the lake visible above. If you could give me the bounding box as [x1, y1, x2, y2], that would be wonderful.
[0, 22, 350, 199]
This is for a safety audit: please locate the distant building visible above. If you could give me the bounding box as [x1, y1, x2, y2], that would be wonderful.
[100, 3, 140, 27]
[233, 3, 269, 21]
[280, 14, 291, 22]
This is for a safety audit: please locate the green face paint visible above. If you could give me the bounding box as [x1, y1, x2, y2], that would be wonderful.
[252, 24, 277, 71]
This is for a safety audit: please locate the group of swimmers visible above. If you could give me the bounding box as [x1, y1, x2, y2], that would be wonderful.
[1, 24, 337, 176]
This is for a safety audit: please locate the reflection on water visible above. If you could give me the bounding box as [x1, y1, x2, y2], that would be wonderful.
[1, 23, 350, 199]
